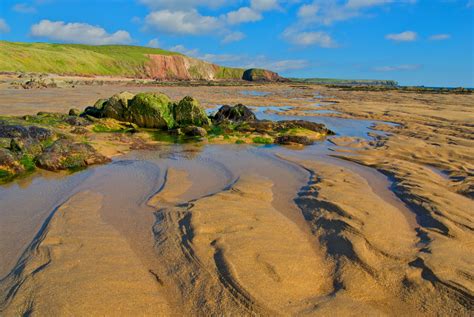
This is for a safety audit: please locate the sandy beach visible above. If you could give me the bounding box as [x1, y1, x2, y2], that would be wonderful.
[0, 81, 473, 315]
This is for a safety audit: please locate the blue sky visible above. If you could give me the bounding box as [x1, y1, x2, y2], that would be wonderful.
[0, 0, 473, 87]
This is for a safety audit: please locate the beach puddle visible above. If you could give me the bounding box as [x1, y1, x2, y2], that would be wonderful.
[239, 90, 271, 97]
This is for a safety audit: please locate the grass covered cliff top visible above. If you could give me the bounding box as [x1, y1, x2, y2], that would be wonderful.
[0, 41, 184, 76]
[0, 41, 244, 79]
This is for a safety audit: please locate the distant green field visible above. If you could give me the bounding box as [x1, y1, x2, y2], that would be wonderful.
[289, 77, 398, 86]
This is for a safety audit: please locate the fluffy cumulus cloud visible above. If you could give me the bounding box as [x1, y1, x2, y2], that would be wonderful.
[226, 7, 262, 24]
[0, 19, 10, 33]
[251, 0, 281, 11]
[283, 29, 337, 48]
[429, 33, 450, 41]
[284, 0, 416, 47]
[144, 10, 222, 35]
[30, 20, 132, 45]
[141, 0, 285, 43]
[385, 31, 417, 41]
[373, 64, 421, 72]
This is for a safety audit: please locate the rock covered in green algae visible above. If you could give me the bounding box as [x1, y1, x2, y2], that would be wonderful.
[0, 122, 53, 141]
[68, 108, 81, 116]
[274, 135, 314, 145]
[173, 96, 209, 127]
[128, 93, 175, 129]
[182, 126, 207, 137]
[0, 148, 25, 181]
[36, 139, 110, 171]
[102, 91, 135, 121]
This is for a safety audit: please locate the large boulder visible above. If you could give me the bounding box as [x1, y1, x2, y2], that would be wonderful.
[36, 139, 110, 171]
[128, 93, 175, 129]
[212, 104, 257, 123]
[242, 68, 287, 82]
[174, 96, 209, 127]
[102, 91, 135, 121]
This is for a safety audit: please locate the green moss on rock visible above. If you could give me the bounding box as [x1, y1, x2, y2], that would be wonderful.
[102, 91, 135, 121]
[174, 96, 209, 127]
[128, 93, 175, 129]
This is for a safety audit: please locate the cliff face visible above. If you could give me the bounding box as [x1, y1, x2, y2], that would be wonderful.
[0, 41, 283, 81]
[145, 55, 241, 81]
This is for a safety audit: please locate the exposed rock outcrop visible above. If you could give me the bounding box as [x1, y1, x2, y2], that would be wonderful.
[212, 104, 257, 123]
[36, 139, 110, 171]
[128, 93, 175, 129]
[242, 68, 287, 82]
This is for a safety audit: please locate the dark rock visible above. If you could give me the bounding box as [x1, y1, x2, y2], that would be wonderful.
[82, 98, 108, 118]
[69, 108, 81, 116]
[212, 104, 257, 123]
[36, 139, 110, 171]
[182, 126, 207, 137]
[64, 116, 91, 126]
[174, 96, 209, 127]
[102, 91, 135, 121]
[274, 135, 314, 146]
[0, 122, 53, 141]
[277, 120, 334, 135]
[235, 120, 333, 135]
[242, 68, 287, 82]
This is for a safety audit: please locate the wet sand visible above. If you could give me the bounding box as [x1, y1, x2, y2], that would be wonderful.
[1, 82, 473, 315]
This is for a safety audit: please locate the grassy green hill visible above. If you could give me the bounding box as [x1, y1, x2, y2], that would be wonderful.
[0, 41, 244, 79]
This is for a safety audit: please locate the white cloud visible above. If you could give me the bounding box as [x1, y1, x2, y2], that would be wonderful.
[226, 7, 262, 25]
[283, 29, 337, 48]
[251, 0, 281, 11]
[147, 38, 160, 48]
[145, 10, 222, 35]
[373, 64, 421, 72]
[298, 3, 319, 18]
[467, 0, 473, 8]
[168, 44, 309, 73]
[429, 33, 450, 41]
[222, 31, 246, 43]
[385, 31, 417, 42]
[30, 20, 132, 45]
[0, 19, 10, 33]
[13, 3, 37, 13]
[169, 44, 200, 56]
[294, 0, 416, 26]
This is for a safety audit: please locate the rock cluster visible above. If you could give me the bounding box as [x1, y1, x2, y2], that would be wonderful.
[0, 121, 108, 183]
[83, 92, 209, 129]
